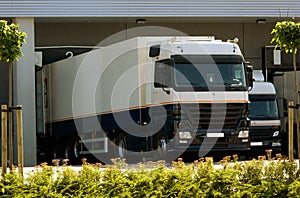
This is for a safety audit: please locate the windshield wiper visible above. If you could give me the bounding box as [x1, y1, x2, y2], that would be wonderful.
[178, 82, 207, 87]
[177, 82, 209, 91]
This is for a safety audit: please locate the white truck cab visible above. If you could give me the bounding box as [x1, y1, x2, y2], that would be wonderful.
[249, 70, 281, 155]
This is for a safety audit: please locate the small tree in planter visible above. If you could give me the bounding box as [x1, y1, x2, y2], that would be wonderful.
[0, 19, 26, 168]
[271, 20, 300, 159]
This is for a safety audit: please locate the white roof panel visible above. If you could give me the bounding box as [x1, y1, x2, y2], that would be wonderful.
[250, 82, 276, 95]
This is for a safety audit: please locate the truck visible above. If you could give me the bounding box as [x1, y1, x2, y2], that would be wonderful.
[36, 36, 253, 164]
[249, 70, 282, 156]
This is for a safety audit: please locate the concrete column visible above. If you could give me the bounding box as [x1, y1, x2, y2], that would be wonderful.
[13, 18, 36, 166]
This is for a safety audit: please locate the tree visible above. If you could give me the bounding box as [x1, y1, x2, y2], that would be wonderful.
[271, 21, 300, 159]
[0, 19, 26, 168]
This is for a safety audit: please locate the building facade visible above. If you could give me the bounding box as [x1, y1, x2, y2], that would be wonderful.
[0, 0, 300, 166]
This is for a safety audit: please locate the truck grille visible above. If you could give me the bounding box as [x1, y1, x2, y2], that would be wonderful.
[250, 128, 276, 141]
[180, 103, 246, 129]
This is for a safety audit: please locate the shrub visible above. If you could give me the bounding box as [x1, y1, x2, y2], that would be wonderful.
[0, 155, 299, 197]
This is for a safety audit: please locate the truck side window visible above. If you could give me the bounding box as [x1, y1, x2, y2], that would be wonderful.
[154, 59, 171, 88]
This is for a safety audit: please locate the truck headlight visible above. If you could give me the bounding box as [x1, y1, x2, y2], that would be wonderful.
[238, 130, 249, 138]
[273, 131, 279, 137]
[179, 132, 192, 139]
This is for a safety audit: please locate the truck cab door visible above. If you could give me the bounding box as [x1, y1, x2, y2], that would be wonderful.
[153, 59, 173, 104]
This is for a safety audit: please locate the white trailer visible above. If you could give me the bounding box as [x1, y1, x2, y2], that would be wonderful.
[249, 71, 281, 155]
[273, 71, 300, 109]
[273, 71, 300, 155]
[36, 36, 253, 164]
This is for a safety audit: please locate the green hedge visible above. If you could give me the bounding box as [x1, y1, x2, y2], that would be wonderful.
[1, 155, 300, 198]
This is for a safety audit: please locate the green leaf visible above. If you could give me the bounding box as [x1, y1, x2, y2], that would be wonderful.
[271, 20, 300, 55]
[0, 19, 26, 62]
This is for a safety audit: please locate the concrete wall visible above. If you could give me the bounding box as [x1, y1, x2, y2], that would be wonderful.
[35, 22, 276, 69]
[14, 18, 36, 166]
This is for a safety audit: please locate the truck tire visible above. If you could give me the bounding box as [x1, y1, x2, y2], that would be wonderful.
[65, 141, 81, 165]
[157, 137, 167, 158]
[116, 133, 127, 159]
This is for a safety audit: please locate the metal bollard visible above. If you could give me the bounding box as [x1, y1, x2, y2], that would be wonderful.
[288, 101, 294, 160]
[16, 105, 23, 175]
[1, 105, 8, 174]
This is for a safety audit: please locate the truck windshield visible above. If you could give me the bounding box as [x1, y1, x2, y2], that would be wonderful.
[249, 98, 279, 119]
[172, 55, 247, 91]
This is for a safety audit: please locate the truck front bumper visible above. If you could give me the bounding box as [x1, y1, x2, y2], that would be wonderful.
[170, 130, 250, 153]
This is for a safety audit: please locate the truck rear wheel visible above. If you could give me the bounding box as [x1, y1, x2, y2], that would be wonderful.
[116, 133, 127, 159]
[64, 141, 81, 165]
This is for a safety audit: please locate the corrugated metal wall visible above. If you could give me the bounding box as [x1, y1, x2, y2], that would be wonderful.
[0, 0, 299, 17]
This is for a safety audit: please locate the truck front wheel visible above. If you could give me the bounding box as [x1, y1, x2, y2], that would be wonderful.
[157, 137, 167, 155]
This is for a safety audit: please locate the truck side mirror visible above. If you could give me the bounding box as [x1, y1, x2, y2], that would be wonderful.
[277, 97, 288, 118]
[245, 63, 253, 89]
[149, 45, 161, 57]
[282, 98, 288, 117]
